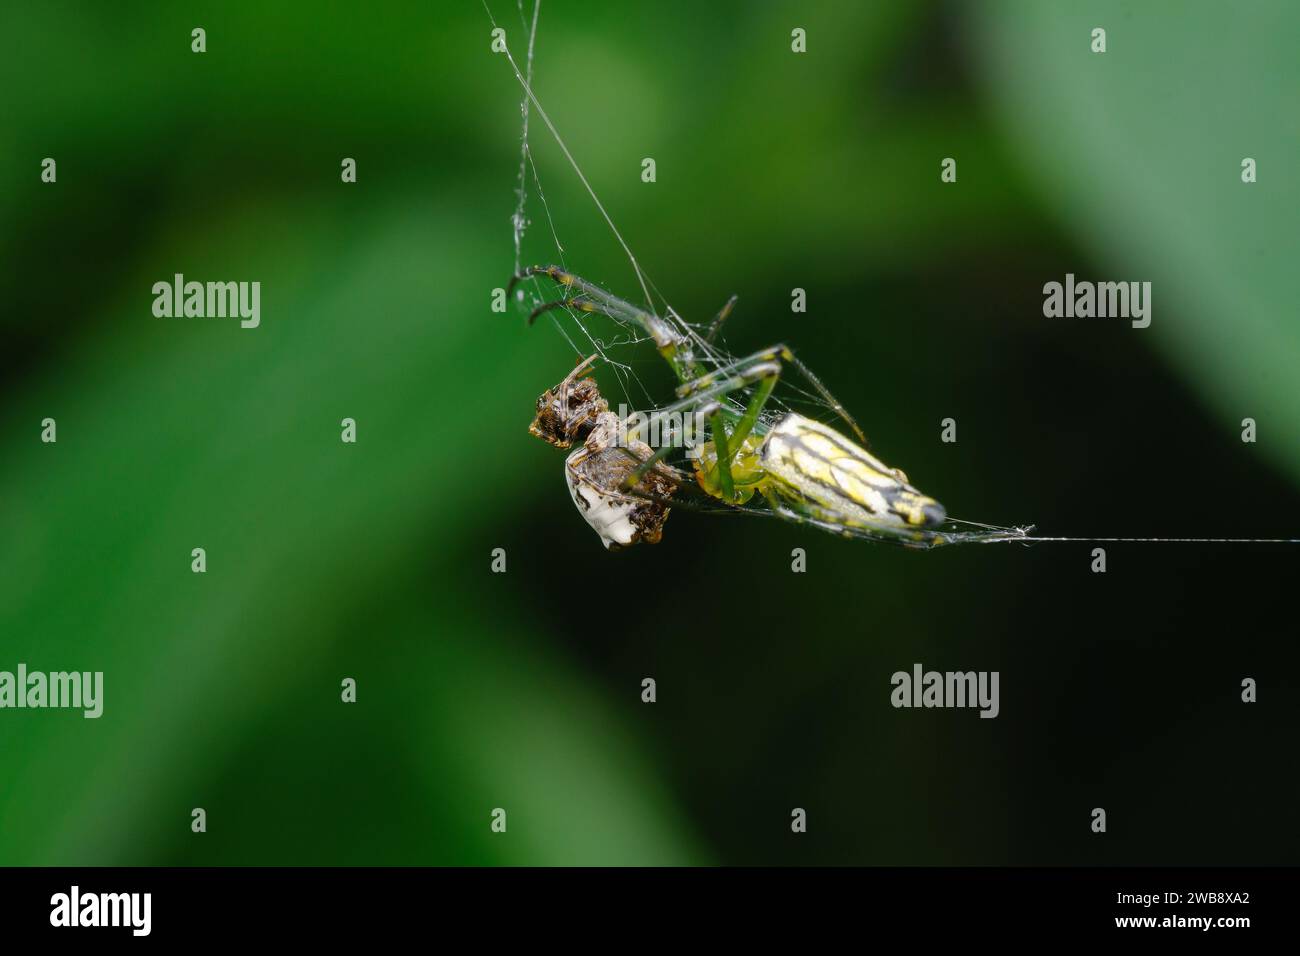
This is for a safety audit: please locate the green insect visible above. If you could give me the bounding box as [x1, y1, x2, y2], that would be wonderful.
[510, 265, 1026, 551]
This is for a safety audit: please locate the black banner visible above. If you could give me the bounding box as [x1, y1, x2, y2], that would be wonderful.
[0, 866, 1284, 942]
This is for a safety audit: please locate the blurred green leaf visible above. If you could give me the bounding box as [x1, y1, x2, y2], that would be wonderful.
[975, 0, 1300, 482]
[0, 195, 699, 864]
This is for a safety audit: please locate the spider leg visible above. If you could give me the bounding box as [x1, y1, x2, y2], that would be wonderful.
[704, 294, 738, 344]
[703, 406, 736, 499]
[617, 354, 785, 504]
[783, 351, 868, 446]
[506, 261, 691, 348]
[616, 400, 744, 506]
[511, 269, 866, 442]
[630, 353, 786, 449]
[514, 269, 869, 472]
[508, 264, 639, 316]
[525, 297, 600, 325]
[622, 485, 745, 516]
[509, 265, 691, 368]
[674, 344, 792, 399]
[673, 347, 788, 483]
[616, 439, 678, 491]
[589, 444, 740, 521]
[679, 343, 868, 448]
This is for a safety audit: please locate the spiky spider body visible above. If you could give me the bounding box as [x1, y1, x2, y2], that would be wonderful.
[515, 265, 1022, 550]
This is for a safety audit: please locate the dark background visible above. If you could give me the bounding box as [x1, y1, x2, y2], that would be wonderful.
[0, 1, 1295, 864]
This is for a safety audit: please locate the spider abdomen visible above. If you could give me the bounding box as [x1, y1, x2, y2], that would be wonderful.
[759, 414, 946, 529]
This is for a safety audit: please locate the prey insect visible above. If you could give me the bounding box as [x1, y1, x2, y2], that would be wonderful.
[511, 265, 1028, 550]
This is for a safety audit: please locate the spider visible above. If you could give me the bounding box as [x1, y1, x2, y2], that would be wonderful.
[510, 265, 1026, 550]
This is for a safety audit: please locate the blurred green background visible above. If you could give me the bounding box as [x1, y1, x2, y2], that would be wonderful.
[1, 1, 1296, 865]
